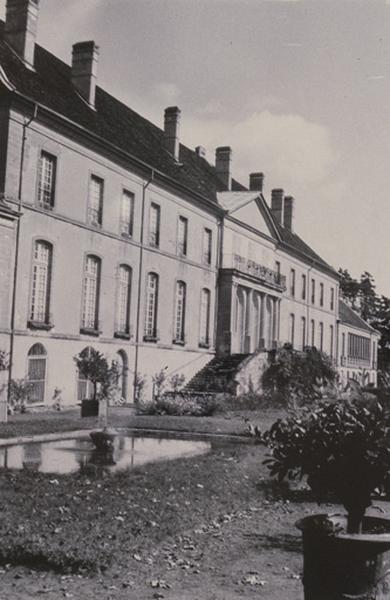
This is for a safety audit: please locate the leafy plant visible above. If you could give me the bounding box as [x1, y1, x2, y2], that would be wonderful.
[152, 367, 168, 399]
[169, 373, 186, 393]
[137, 391, 217, 417]
[133, 372, 146, 403]
[74, 348, 116, 402]
[263, 399, 390, 534]
[262, 344, 337, 407]
[0, 350, 9, 371]
[8, 378, 35, 413]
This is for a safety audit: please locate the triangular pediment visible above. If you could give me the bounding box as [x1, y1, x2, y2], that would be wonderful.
[218, 192, 279, 239]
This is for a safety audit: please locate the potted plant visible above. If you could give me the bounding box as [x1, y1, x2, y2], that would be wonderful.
[263, 398, 390, 600]
[74, 349, 120, 450]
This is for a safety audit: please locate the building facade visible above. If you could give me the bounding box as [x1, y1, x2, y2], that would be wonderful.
[0, 0, 378, 407]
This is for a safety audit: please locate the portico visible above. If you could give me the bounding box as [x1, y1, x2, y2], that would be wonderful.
[216, 254, 286, 356]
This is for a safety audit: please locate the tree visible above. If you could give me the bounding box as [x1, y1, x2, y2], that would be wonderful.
[358, 271, 378, 322]
[74, 348, 113, 402]
[262, 344, 337, 407]
[338, 268, 360, 310]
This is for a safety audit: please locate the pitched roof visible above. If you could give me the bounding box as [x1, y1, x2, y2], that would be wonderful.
[339, 299, 378, 334]
[0, 23, 336, 275]
[274, 220, 337, 274]
[0, 23, 246, 205]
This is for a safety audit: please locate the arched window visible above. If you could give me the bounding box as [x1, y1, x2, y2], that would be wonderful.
[173, 281, 186, 344]
[30, 240, 52, 325]
[301, 316, 306, 350]
[27, 343, 47, 404]
[116, 350, 128, 401]
[289, 314, 295, 347]
[81, 255, 101, 331]
[199, 288, 211, 347]
[77, 346, 94, 400]
[115, 265, 132, 336]
[319, 322, 324, 352]
[310, 319, 315, 348]
[144, 273, 159, 341]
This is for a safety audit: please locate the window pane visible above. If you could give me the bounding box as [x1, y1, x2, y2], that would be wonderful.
[88, 176, 103, 226]
[145, 273, 158, 337]
[30, 241, 52, 323]
[37, 152, 56, 209]
[178, 217, 188, 256]
[174, 281, 186, 342]
[116, 266, 131, 333]
[120, 190, 134, 235]
[82, 256, 100, 329]
[203, 229, 212, 265]
[200, 289, 211, 345]
[149, 204, 160, 247]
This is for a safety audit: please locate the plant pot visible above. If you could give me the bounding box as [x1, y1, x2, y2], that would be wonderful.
[89, 429, 116, 451]
[296, 514, 390, 600]
[81, 399, 99, 417]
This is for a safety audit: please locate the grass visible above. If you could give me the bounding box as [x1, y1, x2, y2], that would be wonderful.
[0, 406, 316, 599]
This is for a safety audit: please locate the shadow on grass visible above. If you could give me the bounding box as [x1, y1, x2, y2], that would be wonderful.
[244, 532, 302, 553]
[257, 479, 314, 503]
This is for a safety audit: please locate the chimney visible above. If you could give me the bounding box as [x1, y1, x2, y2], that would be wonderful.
[215, 146, 232, 190]
[283, 195, 294, 231]
[4, 0, 39, 69]
[249, 172, 264, 193]
[164, 106, 181, 160]
[195, 145, 206, 159]
[271, 188, 284, 224]
[71, 41, 99, 108]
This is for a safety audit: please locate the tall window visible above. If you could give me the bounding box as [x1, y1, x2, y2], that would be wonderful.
[177, 216, 188, 256]
[27, 343, 47, 404]
[149, 203, 160, 247]
[319, 322, 324, 351]
[37, 151, 56, 210]
[329, 324, 334, 358]
[174, 281, 186, 343]
[311, 319, 315, 347]
[88, 175, 103, 227]
[320, 283, 324, 307]
[203, 228, 212, 265]
[290, 269, 296, 297]
[199, 288, 211, 347]
[289, 314, 295, 347]
[30, 240, 52, 325]
[115, 265, 131, 336]
[120, 190, 134, 236]
[144, 273, 159, 340]
[301, 274, 306, 300]
[311, 279, 315, 304]
[301, 317, 306, 350]
[330, 287, 335, 311]
[81, 255, 101, 331]
[342, 332, 346, 357]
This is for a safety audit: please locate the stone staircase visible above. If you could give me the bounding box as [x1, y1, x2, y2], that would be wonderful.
[185, 354, 250, 394]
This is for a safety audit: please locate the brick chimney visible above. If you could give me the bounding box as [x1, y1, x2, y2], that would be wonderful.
[283, 195, 294, 231]
[195, 145, 206, 159]
[4, 0, 39, 69]
[249, 172, 264, 193]
[71, 41, 99, 108]
[271, 189, 284, 225]
[215, 146, 232, 190]
[164, 106, 181, 160]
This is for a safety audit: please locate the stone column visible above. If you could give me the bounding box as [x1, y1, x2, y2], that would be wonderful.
[259, 293, 265, 350]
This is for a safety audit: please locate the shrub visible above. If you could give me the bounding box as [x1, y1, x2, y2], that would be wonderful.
[74, 348, 119, 402]
[262, 344, 337, 407]
[263, 398, 390, 534]
[137, 391, 218, 417]
[8, 378, 35, 413]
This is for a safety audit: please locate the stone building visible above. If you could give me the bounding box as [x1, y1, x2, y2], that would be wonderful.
[0, 0, 378, 406]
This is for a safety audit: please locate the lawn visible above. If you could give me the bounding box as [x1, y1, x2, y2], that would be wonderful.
[0, 407, 385, 599]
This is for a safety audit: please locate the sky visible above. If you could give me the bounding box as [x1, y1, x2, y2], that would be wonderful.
[1, 0, 390, 295]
